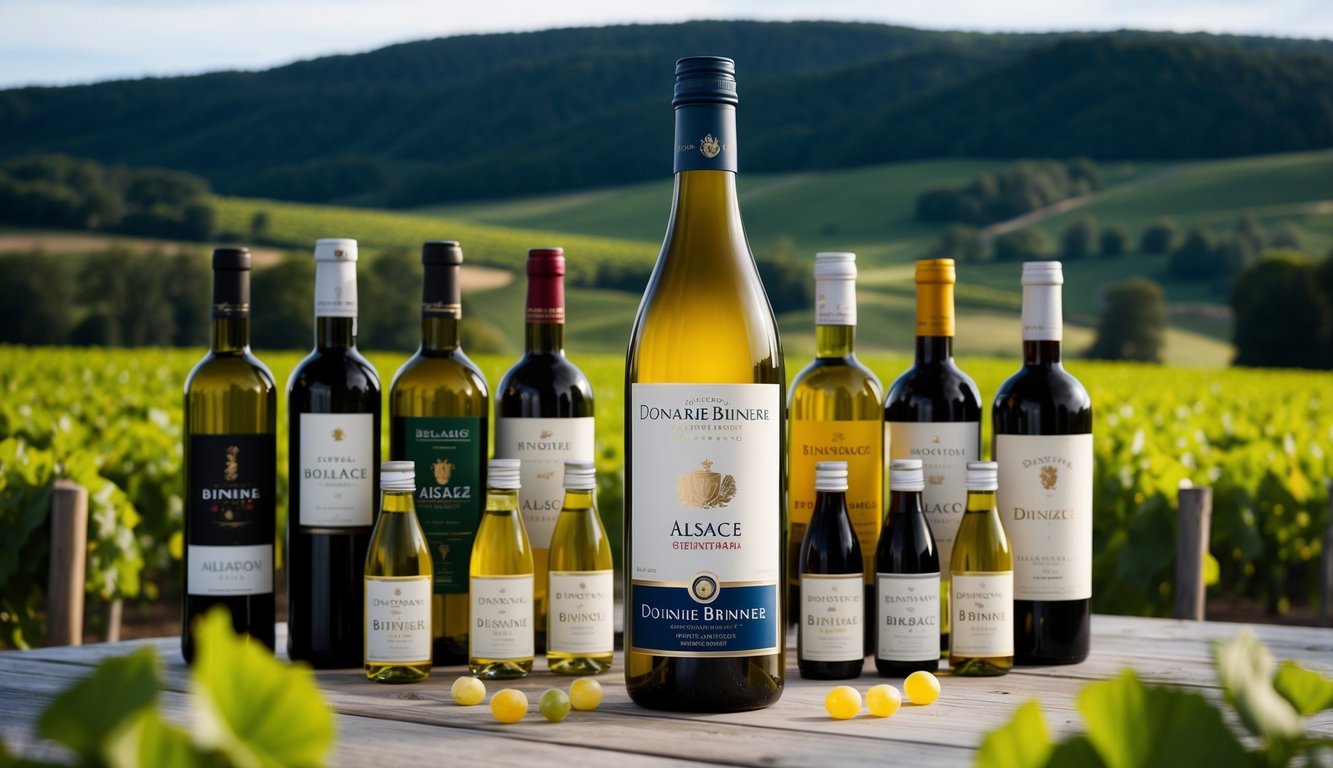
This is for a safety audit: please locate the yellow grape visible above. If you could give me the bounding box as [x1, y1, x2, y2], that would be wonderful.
[824, 685, 862, 720]
[569, 677, 604, 711]
[904, 670, 941, 705]
[865, 684, 902, 717]
[490, 688, 528, 724]
[450, 676, 486, 706]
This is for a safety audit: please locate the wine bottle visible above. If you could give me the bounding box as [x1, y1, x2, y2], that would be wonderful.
[495, 247, 594, 652]
[874, 459, 940, 676]
[949, 461, 1013, 676]
[469, 459, 534, 679]
[993, 261, 1093, 665]
[797, 461, 865, 680]
[182, 247, 276, 662]
[884, 258, 981, 651]
[364, 461, 433, 683]
[625, 56, 785, 712]
[287, 238, 381, 669]
[787, 252, 882, 644]
[389, 240, 489, 665]
[546, 460, 614, 675]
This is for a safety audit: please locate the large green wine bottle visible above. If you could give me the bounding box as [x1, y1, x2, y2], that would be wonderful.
[495, 247, 594, 653]
[287, 238, 381, 669]
[625, 56, 785, 712]
[182, 247, 276, 662]
[364, 461, 433, 683]
[389, 241, 489, 666]
[993, 262, 1092, 665]
[546, 460, 614, 675]
[469, 459, 534, 679]
[949, 461, 1013, 676]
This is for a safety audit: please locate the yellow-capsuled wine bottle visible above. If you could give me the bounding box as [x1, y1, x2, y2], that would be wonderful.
[546, 460, 614, 675]
[364, 461, 433, 683]
[949, 461, 1013, 676]
[625, 56, 785, 712]
[469, 459, 534, 679]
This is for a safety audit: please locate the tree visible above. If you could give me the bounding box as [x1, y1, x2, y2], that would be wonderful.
[249, 211, 272, 243]
[755, 237, 813, 313]
[926, 224, 986, 263]
[1087, 277, 1166, 363]
[0, 251, 74, 344]
[251, 255, 314, 350]
[1140, 217, 1182, 255]
[1100, 224, 1130, 258]
[993, 227, 1054, 262]
[1231, 251, 1329, 369]
[1234, 214, 1267, 254]
[1167, 226, 1219, 279]
[359, 248, 421, 353]
[1061, 215, 1098, 261]
[1270, 222, 1304, 250]
[162, 251, 212, 346]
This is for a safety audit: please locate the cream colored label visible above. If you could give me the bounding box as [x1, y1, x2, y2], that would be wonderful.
[887, 421, 979, 574]
[365, 577, 431, 664]
[548, 570, 613, 655]
[299, 413, 373, 527]
[995, 434, 1092, 601]
[950, 572, 1013, 656]
[1021, 283, 1062, 341]
[494, 416, 595, 552]
[876, 572, 940, 661]
[789, 418, 882, 580]
[314, 261, 357, 317]
[187, 544, 272, 596]
[815, 279, 856, 325]
[800, 574, 865, 662]
[470, 574, 534, 660]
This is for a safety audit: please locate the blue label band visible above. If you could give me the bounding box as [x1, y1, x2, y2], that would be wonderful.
[673, 104, 738, 174]
[631, 581, 779, 656]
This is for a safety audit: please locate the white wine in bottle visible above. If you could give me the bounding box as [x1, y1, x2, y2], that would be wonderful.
[625, 56, 785, 712]
[949, 461, 1013, 676]
[546, 460, 613, 675]
[469, 459, 534, 679]
[364, 461, 433, 683]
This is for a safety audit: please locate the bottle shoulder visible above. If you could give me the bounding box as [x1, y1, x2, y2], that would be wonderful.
[790, 356, 883, 401]
[497, 353, 594, 414]
[185, 350, 278, 397]
[992, 363, 1092, 413]
[884, 360, 982, 421]
[288, 346, 382, 395]
[390, 350, 490, 397]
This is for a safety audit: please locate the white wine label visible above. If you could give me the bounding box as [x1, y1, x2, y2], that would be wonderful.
[996, 434, 1093, 601]
[470, 574, 534, 661]
[1020, 283, 1062, 341]
[494, 416, 595, 551]
[800, 573, 865, 663]
[887, 421, 979, 574]
[815, 278, 856, 326]
[365, 576, 431, 664]
[950, 572, 1013, 656]
[548, 570, 614, 655]
[876, 572, 940, 661]
[187, 544, 273, 595]
[299, 412, 373, 527]
[313, 260, 357, 317]
[630, 383, 781, 657]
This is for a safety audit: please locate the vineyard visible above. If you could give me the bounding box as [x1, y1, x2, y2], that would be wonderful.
[1, 346, 1329, 648]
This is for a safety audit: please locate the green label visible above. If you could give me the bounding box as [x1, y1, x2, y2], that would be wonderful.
[402, 416, 483, 594]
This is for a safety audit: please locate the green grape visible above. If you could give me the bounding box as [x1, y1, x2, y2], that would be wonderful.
[490, 688, 528, 724]
[450, 676, 486, 706]
[539, 688, 572, 722]
[824, 685, 862, 720]
[568, 677, 603, 711]
[904, 670, 941, 705]
[865, 684, 902, 717]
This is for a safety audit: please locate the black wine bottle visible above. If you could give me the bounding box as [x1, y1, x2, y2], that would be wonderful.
[798, 461, 865, 680]
[874, 459, 940, 676]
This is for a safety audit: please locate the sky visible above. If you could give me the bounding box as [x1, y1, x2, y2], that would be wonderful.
[1, 0, 1331, 89]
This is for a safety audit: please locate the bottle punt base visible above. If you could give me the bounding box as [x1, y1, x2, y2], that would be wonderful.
[471, 658, 534, 680]
[547, 652, 613, 676]
[365, 661, 431, 683]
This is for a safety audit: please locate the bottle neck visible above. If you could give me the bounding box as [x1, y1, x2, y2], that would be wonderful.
[525, 268, 566, 354]
[811, 489, 849, 524]
[316, 317, 356, 350]
[915, 336, 954, 364]
[381, 489, 416, 515]
[211, 268, 251, 354]
[1021, 282, 1063, 363]
[815, 325, 855, 359]
[422, 263, 462, 353]
[560, 487, 595, 512]
[422, 316, 460, 353]
[314, 260, 358, 349]
[1023, 339, 1062, 366]
[964, 489, 997, 514]
[525, 323, 564, 355]
[486, 487, 520, 514]
[887, 488, 924, 524]
[915, 278, 955, 363]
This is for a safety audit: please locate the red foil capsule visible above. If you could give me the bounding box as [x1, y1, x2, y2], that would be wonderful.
[526, 247, 565, 325]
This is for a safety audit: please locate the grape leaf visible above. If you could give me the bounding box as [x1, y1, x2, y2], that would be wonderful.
[103, 709, 204, 768]
[36, 646, 161, 760]
[191, 608, 335, 768]
[975, 700, 1053, 768]
[1214, 631, 1305, 741]
[1275, 660, 1333, 716]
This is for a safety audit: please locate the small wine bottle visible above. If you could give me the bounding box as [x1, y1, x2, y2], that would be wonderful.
[798, 461, 865, 680]
[469, 458, 534, 679]
[182, 247, 276, 662]
[949, 461, 1013, 676]
[364, 461, 433, 683]
[874, 459, 940, 676]
[546, 460, 614, 675]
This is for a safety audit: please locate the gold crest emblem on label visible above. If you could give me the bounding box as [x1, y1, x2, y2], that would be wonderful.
[676, 459, 737, 509]
[699, 133, 721, 159]
[432, 457, 454, 485]
[224, 444, 240, 482]
[332, 428, 346, 442]
[1040, 465, 1059, 490]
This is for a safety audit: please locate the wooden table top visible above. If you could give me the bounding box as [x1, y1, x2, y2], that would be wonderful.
[3, 615, 1330, 767]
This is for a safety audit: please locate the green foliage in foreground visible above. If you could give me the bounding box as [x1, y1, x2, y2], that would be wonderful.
[0, 347, 1329, 648]
[0, 608, 334, 767]
[976, 632, 1333, 768]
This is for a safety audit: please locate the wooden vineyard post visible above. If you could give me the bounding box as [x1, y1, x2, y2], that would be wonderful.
[1174, 484, 1212, 621]
[45, 480, 88, 646]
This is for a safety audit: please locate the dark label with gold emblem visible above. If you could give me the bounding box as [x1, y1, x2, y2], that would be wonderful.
[674, 104, 738, 174]
[402, 416, 482, 594]
[187, 433, 274, 595]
